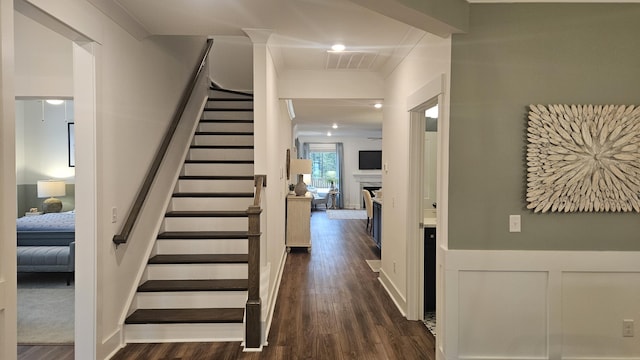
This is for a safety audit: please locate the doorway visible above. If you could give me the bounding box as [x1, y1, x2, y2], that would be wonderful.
[11, 4, 98, 359]
[422, 103, 438, 336]
[15, 99, 75, 345]
[406, 75, 446, 354]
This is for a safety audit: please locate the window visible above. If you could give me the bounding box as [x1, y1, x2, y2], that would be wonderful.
[308, 143, 338, 190]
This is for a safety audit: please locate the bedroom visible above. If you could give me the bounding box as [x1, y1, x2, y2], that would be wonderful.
[14, 8, 76, 347]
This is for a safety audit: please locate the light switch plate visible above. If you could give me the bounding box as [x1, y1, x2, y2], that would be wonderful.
[509, 215, 521, 232]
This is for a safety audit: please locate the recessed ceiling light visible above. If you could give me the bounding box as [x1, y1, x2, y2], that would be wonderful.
[374, 103, 382, 109]
[331, 44, 346, 52]
[332, 123, 338, 129]
[327, 131, 332, 137]
[46, 99, 64, 105]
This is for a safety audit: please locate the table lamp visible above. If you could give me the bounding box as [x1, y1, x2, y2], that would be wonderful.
[37, 180, 66, 213]
[290, 159, 312, 196]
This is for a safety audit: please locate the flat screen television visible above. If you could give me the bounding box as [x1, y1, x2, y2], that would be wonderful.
[359, 150, 382, 170]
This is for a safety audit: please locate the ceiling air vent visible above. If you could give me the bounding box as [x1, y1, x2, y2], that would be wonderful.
[325, 51, 378, 70]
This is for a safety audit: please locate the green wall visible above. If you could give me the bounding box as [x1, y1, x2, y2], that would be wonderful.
[449, 4, 640, 250]
[17, 184, 75, 218]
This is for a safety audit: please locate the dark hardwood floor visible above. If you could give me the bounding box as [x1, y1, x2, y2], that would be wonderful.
[17, 345, 74, 360]
[21, 210, 435, 360]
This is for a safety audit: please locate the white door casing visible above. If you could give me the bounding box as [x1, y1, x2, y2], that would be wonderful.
[406, 74, 448, 359]
[0, 0, 18, 358]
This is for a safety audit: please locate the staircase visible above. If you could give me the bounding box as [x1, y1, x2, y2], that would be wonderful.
[124, 86, 256, 342]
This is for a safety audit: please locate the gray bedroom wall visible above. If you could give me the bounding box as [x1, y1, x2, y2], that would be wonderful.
[449, 4, 640, 250]
[16, 99, 75, 217]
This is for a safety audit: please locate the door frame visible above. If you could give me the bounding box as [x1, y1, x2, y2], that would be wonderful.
[7, 3, 98, 359]
[1, 0, 18, 357]
[405, 74, 447, 341]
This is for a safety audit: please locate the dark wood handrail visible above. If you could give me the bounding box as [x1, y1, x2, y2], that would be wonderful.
[245, 174, 266, 349]
[113, 38, 214, 246]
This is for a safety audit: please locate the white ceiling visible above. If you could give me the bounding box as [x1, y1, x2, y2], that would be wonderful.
[110, 0, 420, 138]
[109, 0, 637, 138]
[292, 99, 384, 138]
[114, 0, 418, 72]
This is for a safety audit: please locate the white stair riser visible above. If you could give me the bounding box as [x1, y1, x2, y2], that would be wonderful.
[176, 179, 254, 193]
[125, 323, 244, 343]
[155, 239, 248, 255]
[187, 148, 254, 161]
[209, 90, 253, 99]
[134, 291, 248, 309]
[197, 122, 253, 133]
[192, 135, 254, 146]
[146, 263, 247, 280]
[206, 100, 253, 109]
[183, 163, 253, 176]
[169, 197, 253, 211]
[163, 217, 248, 232]
[201, 111, 253, 121]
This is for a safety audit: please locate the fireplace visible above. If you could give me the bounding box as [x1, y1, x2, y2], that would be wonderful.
[353, 172, 382, 209]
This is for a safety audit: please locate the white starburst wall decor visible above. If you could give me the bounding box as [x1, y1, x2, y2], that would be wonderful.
[526, 104, 640, 213]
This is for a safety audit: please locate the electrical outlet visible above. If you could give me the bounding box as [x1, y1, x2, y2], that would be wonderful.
[624, 319, 634, 337]
[509, 215, 521, 232]
[393, 261, 396, 274]
[111, 207, 117, 223]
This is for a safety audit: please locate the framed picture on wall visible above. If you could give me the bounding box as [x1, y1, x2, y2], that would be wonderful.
[68, 122, 75, 167]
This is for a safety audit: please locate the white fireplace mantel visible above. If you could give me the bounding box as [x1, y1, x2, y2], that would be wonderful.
[353, 172, 382, 184]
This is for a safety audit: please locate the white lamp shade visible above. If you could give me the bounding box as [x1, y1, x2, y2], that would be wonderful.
[37, 180, 66, 198]
[290, 159, 312, 175]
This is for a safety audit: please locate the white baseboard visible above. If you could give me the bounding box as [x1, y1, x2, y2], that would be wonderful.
[101, 327, 123, 360]
[262, 248, 288, 343]
[378, 268, 407, 317]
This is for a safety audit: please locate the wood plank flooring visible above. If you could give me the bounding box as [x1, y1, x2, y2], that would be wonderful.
[20, 210, 435, 360]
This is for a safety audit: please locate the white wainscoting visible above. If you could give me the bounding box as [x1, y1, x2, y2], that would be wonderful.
[443, 249, 640, 360]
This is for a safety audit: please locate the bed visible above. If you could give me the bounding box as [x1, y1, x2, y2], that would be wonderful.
[16, 211, 75, 284]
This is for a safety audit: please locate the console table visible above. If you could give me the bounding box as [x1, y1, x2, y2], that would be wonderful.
[286, 193, 312, 252]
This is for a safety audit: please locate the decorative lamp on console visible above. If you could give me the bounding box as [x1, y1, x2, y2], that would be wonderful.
[37, 180, 66, 213]
[290, 159, 312, 196]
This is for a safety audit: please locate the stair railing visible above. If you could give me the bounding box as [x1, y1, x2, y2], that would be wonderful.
[246, 174, 266, 349]
[113, 38, 214, 246]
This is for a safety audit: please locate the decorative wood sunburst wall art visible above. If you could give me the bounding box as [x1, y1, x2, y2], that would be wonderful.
[526, 104, 640, 213]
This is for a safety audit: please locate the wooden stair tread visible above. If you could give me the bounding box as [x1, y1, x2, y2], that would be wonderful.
[184, 159, 254, 164]
[208, 97, 253, 101]
[138, 279, 248, 292]
[157, 231, 249, 239]
[172, 192, 254, 198]
[198, 119, 254, 123]
[125, 308, 244, 324]
[203, 108, 253, 112]
[165, 210, 248, 217]
[189, 145, 254, 149]
[195, 131, 254, 136]
[149, 254, 248, 264]
[178, 175, 254, 180]
[209, 86, 253, 97]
